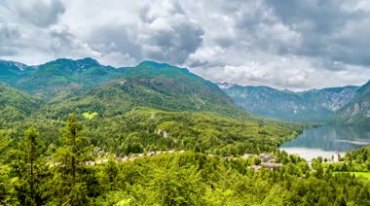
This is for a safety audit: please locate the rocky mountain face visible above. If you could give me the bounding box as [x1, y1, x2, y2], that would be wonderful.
[336, 80, 370, 127]
[299, 87, 360, 112]
[219, 83, 359, 122]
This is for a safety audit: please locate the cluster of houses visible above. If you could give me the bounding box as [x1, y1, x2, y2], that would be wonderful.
[249, 153, 283, 171]
[86, 151, 284, 171]
[86, 150, 184, 166]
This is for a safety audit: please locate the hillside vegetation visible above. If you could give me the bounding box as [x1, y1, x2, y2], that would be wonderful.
[0, 59, 237, 116]
[0, 82, 41, 122]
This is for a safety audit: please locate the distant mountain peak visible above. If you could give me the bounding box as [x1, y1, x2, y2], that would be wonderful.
[55, 57, 101, 66]
[0, 60, 28, 71]
[76, 57, 101, 67]
[138, 60, 173, 69]
[39, 57, 103, 72]
[128, 60, 193, 79]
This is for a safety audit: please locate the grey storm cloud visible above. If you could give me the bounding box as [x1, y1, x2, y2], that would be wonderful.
[5, 0, 65, 27]
[138, 1, 204, 64]
[83, 0, 204, 65]
[0, 23, 20, 55]
[139, 20, 204, 64]
[0, 0, 369, 90]
[266, 0, 370, 67]
[88, 24, 142, 60]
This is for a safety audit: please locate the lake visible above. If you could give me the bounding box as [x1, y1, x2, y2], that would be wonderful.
[280, 125, 370, 161]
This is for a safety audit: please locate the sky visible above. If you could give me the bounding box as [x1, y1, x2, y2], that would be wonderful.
[1, 0, 370, 90]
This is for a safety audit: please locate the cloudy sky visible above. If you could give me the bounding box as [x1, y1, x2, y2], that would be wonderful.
[1, 0, 370, 90]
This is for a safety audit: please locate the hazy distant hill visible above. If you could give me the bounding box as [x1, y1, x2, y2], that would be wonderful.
[220, 83, 358, 122]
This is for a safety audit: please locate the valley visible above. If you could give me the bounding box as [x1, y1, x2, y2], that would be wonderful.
[0, 58, 369, 205]
[220, 81, 370, 163]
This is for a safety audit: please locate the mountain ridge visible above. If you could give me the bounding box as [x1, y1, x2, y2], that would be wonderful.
[220, 83, 360, 122]
[0, 58, 240, 118]
[1, 57, 368, 122]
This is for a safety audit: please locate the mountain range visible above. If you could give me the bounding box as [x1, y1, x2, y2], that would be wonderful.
[0, 58, 238, 119]
[219, 83, 359, 121]
[0, 57, 369, 127]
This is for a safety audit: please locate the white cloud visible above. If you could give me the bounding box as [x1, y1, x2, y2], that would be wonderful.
[0, 0, 369, 89]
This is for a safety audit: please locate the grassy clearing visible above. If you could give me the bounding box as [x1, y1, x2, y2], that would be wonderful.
[350, 172, 370, 180]
[83, 112, 98, 120]
[334, 171, 370, 180]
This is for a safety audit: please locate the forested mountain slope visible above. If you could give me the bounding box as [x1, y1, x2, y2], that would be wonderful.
[0, 58, 122, 96]
[1, 58, 238, 117]
[0, 82, 41, 122]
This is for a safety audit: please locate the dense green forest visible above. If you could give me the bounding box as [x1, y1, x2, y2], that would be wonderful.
[0, 114, 369, 205]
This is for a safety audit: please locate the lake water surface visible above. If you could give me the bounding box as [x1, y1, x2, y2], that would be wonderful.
[280, 125, 370, 161]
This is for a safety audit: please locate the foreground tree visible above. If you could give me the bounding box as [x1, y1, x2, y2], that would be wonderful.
[24, 127, 41, 205]
[51, 114, 93, 206]
[103, 159, 119, 191]
[12, 127, 49, 206]
[0, 130, 18, 205]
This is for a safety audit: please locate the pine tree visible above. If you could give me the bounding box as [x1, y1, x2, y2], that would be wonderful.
[25, 127, 41, 205]
[53, 114, 92, 206]
[103, 158, 119, 191]
[15, 127, 48, 206]
[0, 130, 18, 205]
[63, 114, 83, 183]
